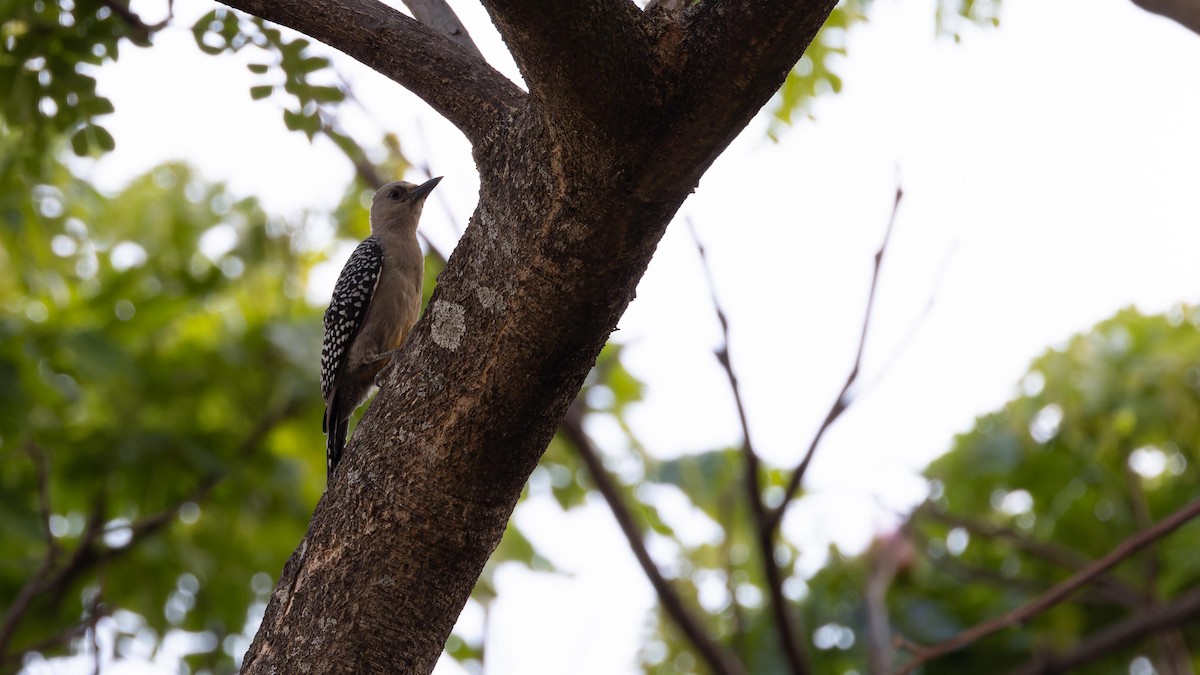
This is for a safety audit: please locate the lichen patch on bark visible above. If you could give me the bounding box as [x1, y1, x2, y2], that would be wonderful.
[430, 300, 466, 350]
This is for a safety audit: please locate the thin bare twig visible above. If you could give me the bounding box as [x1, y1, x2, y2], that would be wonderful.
[893, 497, 1200, 674]
[0, 445, 62, 659]
[1009, 586, 1200, 675]
[767, 186, 903, 531]
[691, 220, 810, 675]
[918, 507, 1143, 607]
[858, 240, 954, 396]
[562, 402, 748, 675]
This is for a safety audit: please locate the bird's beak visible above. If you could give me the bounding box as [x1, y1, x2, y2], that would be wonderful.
[408, 176, 443, 202]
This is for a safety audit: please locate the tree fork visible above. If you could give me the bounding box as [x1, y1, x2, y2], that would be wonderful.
[229, 1, 839, 672]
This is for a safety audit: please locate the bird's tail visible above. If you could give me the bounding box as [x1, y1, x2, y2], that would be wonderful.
[324, 396, 349, 480]
[327, 417, 348, 480]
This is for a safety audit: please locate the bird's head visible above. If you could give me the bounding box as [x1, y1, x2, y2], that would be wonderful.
[370, 176, 442, 233]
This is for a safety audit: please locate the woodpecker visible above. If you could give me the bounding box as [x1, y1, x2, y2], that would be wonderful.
[321, 176, 441, 478]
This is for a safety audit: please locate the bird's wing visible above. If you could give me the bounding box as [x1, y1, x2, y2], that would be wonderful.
[321, 236, 384, 403]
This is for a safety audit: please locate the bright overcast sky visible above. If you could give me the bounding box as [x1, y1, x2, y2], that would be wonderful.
[57, 0, 1200, 672]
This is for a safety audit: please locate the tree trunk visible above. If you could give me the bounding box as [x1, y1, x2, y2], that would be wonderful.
[218, 1, 837, 672]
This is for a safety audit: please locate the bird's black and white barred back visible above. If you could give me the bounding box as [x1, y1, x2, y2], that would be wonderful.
[320, 236, 383, 425]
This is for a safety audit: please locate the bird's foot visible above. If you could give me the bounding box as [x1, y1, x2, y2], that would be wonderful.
[370, 349, 406, 387]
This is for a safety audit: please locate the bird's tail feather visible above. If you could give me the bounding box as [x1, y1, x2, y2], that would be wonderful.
[327, 413, 348, 480]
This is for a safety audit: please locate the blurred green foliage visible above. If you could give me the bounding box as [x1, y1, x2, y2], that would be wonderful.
[0, 151, 314, 667]
[0, 155, 326, 670]
[0, 0, 129, 176]
[800, 308, 1200, 673]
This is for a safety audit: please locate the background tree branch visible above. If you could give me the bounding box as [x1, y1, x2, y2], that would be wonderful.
[561, 402, 748, 675]
[692, 224, 811, 675]
[399, 0, 484, 60]
[895, 497, 1200, 673]
[917, 506, 1145, 607]
[769, 186, 902, 530]
[1010, 586, 1200, 675]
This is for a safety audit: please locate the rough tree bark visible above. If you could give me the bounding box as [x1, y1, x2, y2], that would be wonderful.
[214, 0, 836, 672]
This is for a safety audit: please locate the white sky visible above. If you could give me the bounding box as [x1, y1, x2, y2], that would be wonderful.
[43, 0, 1200, 672]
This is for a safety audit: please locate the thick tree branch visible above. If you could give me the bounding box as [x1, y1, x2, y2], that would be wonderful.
[692, 224, 811, 675]
[216, 0, 524, 146]
[894, 497, 1200, 674]
[562, 403, 748, 675]
[650, 0, 835, 194]
[399, 0, 484, 60]
[769, 186, 901, 530]
[479, 0, 654, 135]
[682, 0, 836, 80]
[1010, 586, 1200, 675]
[1130, 0, 1200, 35]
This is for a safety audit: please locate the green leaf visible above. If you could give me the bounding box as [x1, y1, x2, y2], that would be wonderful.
[91, 125, 115, 153]
[308, 85, 344, 104]
[249, 85, 274, 101]
[190, 11, 225, 55]
[246, 63, 270, 74]
[78, 97, 115, 117]
[69, 127, 89, 156]
[282, 109, 303, 132]
[296, 55, 331, 74]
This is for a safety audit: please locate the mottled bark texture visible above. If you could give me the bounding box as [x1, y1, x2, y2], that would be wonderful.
[217, 0, 836, 672]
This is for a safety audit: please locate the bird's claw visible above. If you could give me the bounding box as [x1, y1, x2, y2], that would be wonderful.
[371, 349, 404, 387]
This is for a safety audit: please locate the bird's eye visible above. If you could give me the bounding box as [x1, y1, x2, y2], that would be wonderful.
[388, 188, 401, 199]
